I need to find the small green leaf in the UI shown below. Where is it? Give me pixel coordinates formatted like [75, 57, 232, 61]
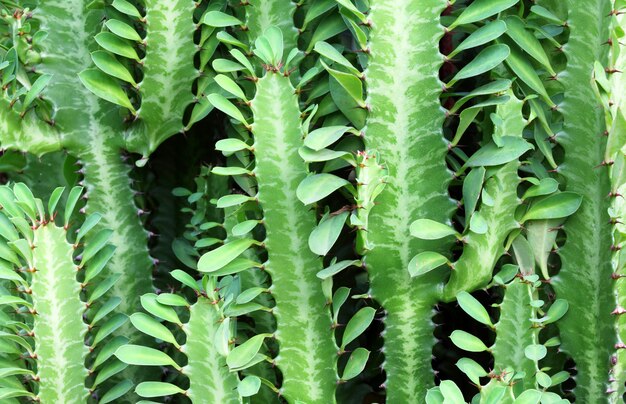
[81, 229, 113, 264]
[410, 219, 459, 240]
[309, 211, 348, 255]
[449, 0, 519, 29]
[505, 47, 553, 106]
[76, 213, 102, 243]
[214, 74, 247, 101]
[314, 42, 360, 76]
[522, 192, 582, 221]
[306, 14, 347, 52]
[79, 69, 136, 113]
[91, 51, 137, 86]
[526, 219, 559, 279]
[95, 32, 139, 61]
[408, 251, 449, 277]
[106, 19, 142, 42]
[216, 138, 250, 153]
[207, 93, 248, 126]
[212, 58, 245, 73]
[46, 187, 65, 218]
[505, 16, 554, 75]
[304, 125, 353, 151]
[198, 239, 256, 273]
[22, 74, 52, 112]
[530, 6, 564, 25]
[439, 380, 465, 402]
[321, 61, 365, 108]
[237, 376, 261, 397]
[540, 299, 568, 324]
[524, 344, 547, 361]
[450, 330, 488, 352]
[341, 307, 376, 348]
[227, 334, 268, 369]
[84, 245, 116, 282]
[202, 11, 242, 27]
[130, 313, 179, 347]
[341, 347, 370, 380]
[449, 20, 507, 58]
[316, 259, 361, 280]
[89, 274, 121, 304]
[156, 293, 189, 307]
[115, 345, 181, 370]
[140, 294, 181, 325]
[232, 220, 259, 236]
[91, 313, 128, 348]
[463, 167, 486, 224]
[135, 382, 185, 398]
[212, 166, 250, 177]
[297, 174, 350, 205]
[171, 269, 199, 291]
[111, 0, 141, 18]
[63, 186, 84, 227]
[523, 178, 559, 199]
[90, 297, 122, 326]
[457, 291, 492, 326]
[236, 287, 265, 304]
[466, 137, 533, 167]
[456, 358, 487, 385]
[536, 371, 552, 388]
[216, 194, 253, 208]
[99, 380, 134, 404]
[469, 211, 488, 234]
[449, 45, 510, 86]
[91, 336, 129, 371]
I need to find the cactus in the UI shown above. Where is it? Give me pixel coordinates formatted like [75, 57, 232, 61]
[2, 0, 626, 402]
[0, 184, 129, 402]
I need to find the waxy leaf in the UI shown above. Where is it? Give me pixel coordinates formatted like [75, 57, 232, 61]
[449, 45, 510, 86]
[457, 291, 493, 326]
[135, 382, 184, 398]
[304, 126, 353, 151]
[439, 380, 465, 402]
[524, 344, 547, 361]
[522, 192, 582, 221]
[526, 219, 559, 279]
[214, 74, 247, 101]
[198, 239, 256, 273]
[463, 167, 486, 224]
[321, 61, 365, 108]
[100, 380, 133, 404]
[115, 345, 181, 370]
[79, 69, 135, 113]
[297, 174, 350, 205]
[505, 16, 555, 75]
[408, 252, 449, 277]
[469, 211, 488, 234]
[95, 33, 139, 61]
[410, 219, 458, 240]
[449, 0, 519, 29]
[341, 347, 370, 380]
[238, 376, 261, 397]
[456, 358, 487, 385]
[317, 259, 361, 280]
[140, 294, 181, 325]
[314, 41, 360, 76]
[106, 19, 142, 42]
[216, 194, 253, 208]
[207, 93, 248, 126]
[505, 48, 553, 106]
[91, 51, 136, 86]
[22, 74, 52, 112]
[466, 137, 533, 167]
[111, 0, 141, 18]
[540, 299, 568, 324]
[523, 178, 559, 199]
[216, 138, 250, 153]
[202, 11, 242, 27]
[342, 307, 376, 348]
[130, 313, 179, 347]
[156, 293, 189, 307]
[227, 334, 268, 369]
[449, 20, 507, 58]
[171, 269, 199, 291]
[450, 330, 488, 352]
[309, 211, 349, 255]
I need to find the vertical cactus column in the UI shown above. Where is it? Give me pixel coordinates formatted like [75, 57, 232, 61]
[360, 0, 454, 399]
[0, 0, 207, 322]
[551, 1, 615, 401]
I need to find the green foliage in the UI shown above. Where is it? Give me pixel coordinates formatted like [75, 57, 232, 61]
[1, 0, 626, 403]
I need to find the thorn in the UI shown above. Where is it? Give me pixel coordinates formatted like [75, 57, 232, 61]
[611, 306, 626, 315]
